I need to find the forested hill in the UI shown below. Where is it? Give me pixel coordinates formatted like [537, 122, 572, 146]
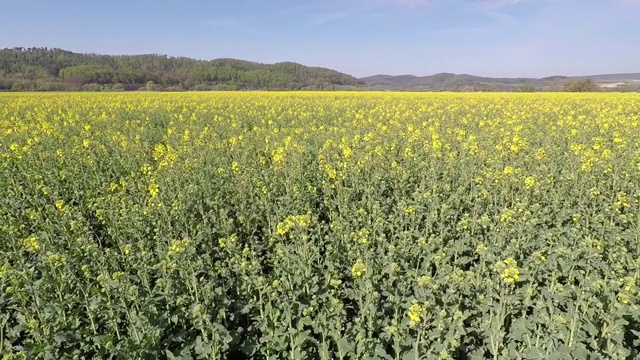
[0, 47, 363, 91]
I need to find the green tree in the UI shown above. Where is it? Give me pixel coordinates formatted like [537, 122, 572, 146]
[563, 78, 599, 92]
[519, 84, 536, 92]
[0, 47, 363, 91]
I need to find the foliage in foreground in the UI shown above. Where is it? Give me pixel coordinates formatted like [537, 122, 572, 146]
[1, 92, 640, 359]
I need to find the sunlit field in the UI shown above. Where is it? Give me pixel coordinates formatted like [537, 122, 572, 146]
[1, 92, 639, 359]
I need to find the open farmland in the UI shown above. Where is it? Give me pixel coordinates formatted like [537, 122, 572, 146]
[1, 92, 640, 359]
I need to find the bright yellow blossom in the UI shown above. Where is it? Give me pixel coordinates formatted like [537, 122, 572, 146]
[351, 259, 367, 278]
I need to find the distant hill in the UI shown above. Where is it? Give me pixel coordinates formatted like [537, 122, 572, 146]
[360, 72, 640, 91]
[0, 47, 363, 91]
[1, 47, 638, 92]
[574, 73, 640, 82]
[360, 72, 540, 90]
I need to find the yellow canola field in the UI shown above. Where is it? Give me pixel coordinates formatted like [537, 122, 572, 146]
[1, 92, 639, 359]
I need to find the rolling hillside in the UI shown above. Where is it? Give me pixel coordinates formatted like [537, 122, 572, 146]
[360, 72, 640, 91]
[0, 47, 363, 91]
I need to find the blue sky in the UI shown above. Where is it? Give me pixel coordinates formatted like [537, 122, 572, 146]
[1, 0, 639, 77]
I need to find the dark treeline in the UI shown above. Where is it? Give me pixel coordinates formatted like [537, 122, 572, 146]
[0, 47, 364, 91]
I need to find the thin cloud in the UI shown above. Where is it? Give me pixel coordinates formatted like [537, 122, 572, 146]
[201, 17, 241, 29]
[273, 3, 387, 26]
[311, 12, 351, 25]
[383, 0, 434, 6]
[467, 0, 532, 10]
[483, 9, 520, 27]
[273, 5, 311, 17]
[348, 0, 440, 8]
[435, 26, 492, 34]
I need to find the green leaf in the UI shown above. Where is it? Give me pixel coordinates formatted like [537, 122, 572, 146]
[193, 335, 212, 357]
[402, 350, 419, 360]
[524, 346, 545, 359]
[53, 332, 68, 344]
[374, 343, 393, 360]
[165, 349, 178, 360]
[337, 337, 355, 355]
[570, 343, 590, 359]
[582, 318, 599, 336]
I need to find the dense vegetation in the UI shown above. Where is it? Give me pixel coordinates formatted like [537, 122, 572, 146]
[1, 92, 639, 359]
[4, 47, 639, 93]
[0, 47, 363, 91]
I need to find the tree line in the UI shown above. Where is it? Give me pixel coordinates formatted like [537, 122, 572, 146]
[0, 47, 363, 91]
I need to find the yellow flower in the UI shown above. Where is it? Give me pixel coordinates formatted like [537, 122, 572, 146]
[418, 275, 432, 288]
[54, 199, 65, 211]
[271, 279, 282, 290]
[47, 253, 66, 266]
[499, 208, 515, 223]
[302, 306, 315, 317]
[532, 251, 547, 264]
[148, 182, 159, 198]
[152, 143, 165, 161]
[403, 206, 416, 215]
[324, 164, 337, 180]
[475, 243, 488, 256]
[615, 192, 630, 213]
[168, 239, 188, 256]
[276, 222, 289, 236]
[140, 164, 153, 176]
[275, 214, 312, 236]
[272, 147, 285, 163]
[408, 302, 425, 326]
[111, 272, 125, 281]
[294, 214, 312, 228]
[503, 258, 517, 268]
[351, 259, 367, 278]
[22, 236, 40, 252]
[524, 176, 537, 188]
[218, 234, 237, 248]
[385, 325, 397, 335]
[403, 147, 414, 158]
[351, 228, 370, 245]
[494, 258, 521, 286]
[501, 267, 521, 285]
[617, 292, 631, 305]
[121, 244, 131, 255]
[503, 166, 515, 176]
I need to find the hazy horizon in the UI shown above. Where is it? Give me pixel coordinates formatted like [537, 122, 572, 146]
[2, 0, 640, 78]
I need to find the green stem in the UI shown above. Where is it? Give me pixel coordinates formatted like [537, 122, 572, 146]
[414, 328, 422, 360]
[0, 314, 6, 355]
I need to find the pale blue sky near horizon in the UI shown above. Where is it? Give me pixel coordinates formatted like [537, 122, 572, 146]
[1, 0, 639, 78]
